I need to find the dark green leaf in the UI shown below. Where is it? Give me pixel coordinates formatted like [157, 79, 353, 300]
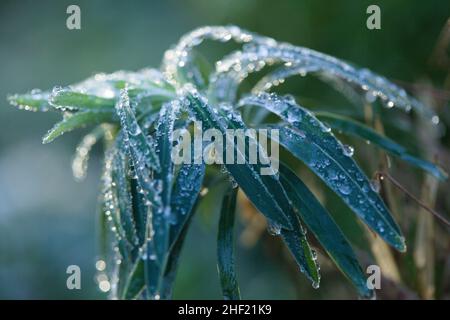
[50, 88, 115, 111]
[115, 89, 160, 172]
[160, 210, 195, 299]
[217, 187, 241, 300]
[240, 93, 405, 251]
[152, 101, 181, 264]
[112, 151, 139, 248]
[176, 50, 213, 89]
[315, 112, 447, 180]
[187, 93, 293, 230]
[43, 111, 114, 144]
[280, 214, 320, 285]
[144, 240, 162, 299]
[122, 259, 145, 299]
[272, 124, 405, 251]
[169, 162, 205, 249]
[279, 164, 372, 298]
[7, 90, 51, 112]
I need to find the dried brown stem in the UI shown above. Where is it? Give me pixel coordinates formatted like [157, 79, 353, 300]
[374, 171, 450, 228]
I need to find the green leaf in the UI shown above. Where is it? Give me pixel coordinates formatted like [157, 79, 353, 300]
[155, 102, 180, 206]
[115, 91, 166, 300]
[280, 213, 321, 286]
[152, 101, 181, 264]
[159, 153, 206, 300]
[100, 151, 134, 299]
[169, 162, 205, 250]
[7, 90, 51, 112]
[143, 240, 162, 299]
[315, 112, 447, 180]
[274, 124, 405, 251]
[130, 177, 149, 247]
[127, 177, 164, 298]
[128, 86, 176, 114]
[112, 151, 139, 249]
[187, 93, 293, 230]
[279, 164, 372, 298]
[105, 152, 132, 258]
[240, 93, 405, 251]
[115, 91, 162, 228]
[72, 126, 107, 181]
[160, 209, 195, 299]
[115, 89, 160, 172]
[97, 188, 110, 266]
[176, 49, 213, 90]
[122, 259, 145, 300]
[49, 88, 115, 111]
[217, 187, 241, 300]
[42, 111, 114, 144]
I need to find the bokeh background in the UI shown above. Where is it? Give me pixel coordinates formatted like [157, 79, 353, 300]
[0, 0, 449, 299]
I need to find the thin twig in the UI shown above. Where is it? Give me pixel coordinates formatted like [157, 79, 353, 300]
[374, 171, 450, 228]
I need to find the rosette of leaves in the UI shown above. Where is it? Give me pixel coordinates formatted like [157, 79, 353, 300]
[8, 26, 447, 300]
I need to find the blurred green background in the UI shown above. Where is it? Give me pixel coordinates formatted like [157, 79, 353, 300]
[0, 0, 449, 299]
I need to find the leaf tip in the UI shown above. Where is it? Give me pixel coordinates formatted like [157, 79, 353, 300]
[396, 237, 407, 253]
[42, 130, 56, 144]
[42, 136, 52, 144]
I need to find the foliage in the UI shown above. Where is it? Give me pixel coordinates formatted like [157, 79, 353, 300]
[8, 26, 447, 299]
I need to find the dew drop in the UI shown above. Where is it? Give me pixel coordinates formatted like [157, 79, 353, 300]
[362, 183, 370, 193]
[320, 122, 331, 133]
[377, 220, 385, 234]
[370, 179, 381, 193]
[95, 260, 106, 271]
[338, 183, 352, 195]
[267, 220, 281, 236]
[99, 280, 111, 292]
[365, 91, 377, 103]
[342, 144, 354, 157]
[431, 115, 440, 125]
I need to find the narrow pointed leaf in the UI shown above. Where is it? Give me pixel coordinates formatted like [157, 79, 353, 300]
[114, 102, 165, 298]
[50, 88, 115, 111]
[115, 88, 160, 172]
[152, 101, 181, 264]
[176, 50, 213, 89]
[127, 178, 165, 296]
[116, 90, 162, 218]
[315, 112, 447, 180]
[7, 90, 51, 112]
[160, 209, 195, 299]
[217, 187, 241, 300]
[112, 151, 139, 247]
[122, 259, 145, 299]
[280, 212, 320, 285]
[274, 124, 405, 251]
[144, 240, 162, 299]
[130, 178, 149, 247]
[210, 33, 436, 119]
[169, 162, 205, 249]
[187, 93, 292, 230]
[72, 126, 106, 181]
[280, 164, 372, 298]
[240, 93, 405, 251]
[43, 111, 113, 144]
[128, 86, 176, 114]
